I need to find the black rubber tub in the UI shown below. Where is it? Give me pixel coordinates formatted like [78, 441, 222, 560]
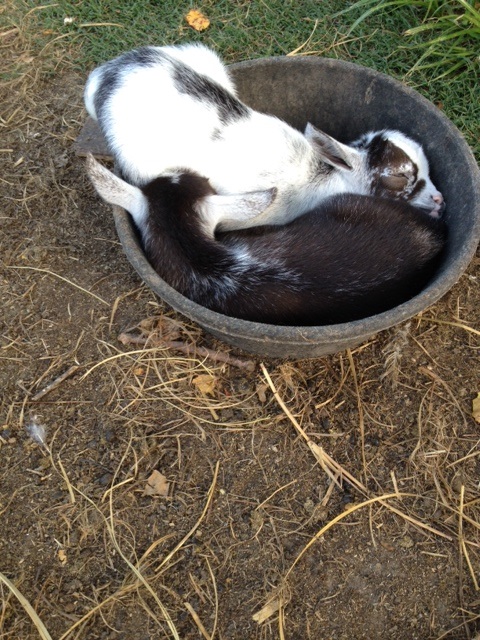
[110, 56, 480, 358]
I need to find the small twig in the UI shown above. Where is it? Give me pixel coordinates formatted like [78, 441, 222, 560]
[31, 365, 79, 402]
[118, 332, 255, 371]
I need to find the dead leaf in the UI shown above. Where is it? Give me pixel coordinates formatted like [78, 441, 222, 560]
[185, 9, 210, 31]
[144, 470, 170, 497]
[398, 535, 414, 549]
[473, 393, 480, 423]
[192, 374, 216, 397]
[256, 383, 268, 403]
[58, 549, 67, 565]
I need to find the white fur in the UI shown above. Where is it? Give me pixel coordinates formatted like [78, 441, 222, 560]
[197, 188, 277, 237]
[85, 155, 148, 227]
[84, 43, 236, 121]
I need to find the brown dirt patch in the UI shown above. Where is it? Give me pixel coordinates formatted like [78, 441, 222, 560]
[1, 28, 479, 640]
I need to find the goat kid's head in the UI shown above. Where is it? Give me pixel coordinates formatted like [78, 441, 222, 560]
[351, 130, 445, 217]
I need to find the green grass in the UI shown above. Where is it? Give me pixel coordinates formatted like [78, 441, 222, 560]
[337, 0, 480, 79]
[3, 0, 479, 155]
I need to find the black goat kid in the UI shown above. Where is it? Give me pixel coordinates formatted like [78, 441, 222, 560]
[87, 154, 446, 326]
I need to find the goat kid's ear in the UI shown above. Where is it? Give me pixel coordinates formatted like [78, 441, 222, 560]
[200, 188, 277, 233]
[304, 123, 358, 171]
[85, 154, 148, 225]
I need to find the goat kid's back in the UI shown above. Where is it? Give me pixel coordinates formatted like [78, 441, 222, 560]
[84, 45, 379, 229]
[87, 156, 446, 326]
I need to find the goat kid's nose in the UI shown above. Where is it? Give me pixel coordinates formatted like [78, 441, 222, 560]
[431, 193, 446, 217]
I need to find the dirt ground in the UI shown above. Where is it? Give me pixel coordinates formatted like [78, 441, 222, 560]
[1, 36, 480, 640]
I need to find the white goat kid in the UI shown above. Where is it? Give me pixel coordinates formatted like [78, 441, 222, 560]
[84, 44, 444, 229]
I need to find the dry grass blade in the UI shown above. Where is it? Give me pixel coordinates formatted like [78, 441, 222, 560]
[313, 444, 368, 494]
[419, 366, 467, 428]
[285, 493, 402, 579]
[278, 592, 286, 640]
[459, 485, 480, 591]
[9, 266, 109, 306]
[156, 461, 220, 573]
[260, 363, 310, 441]
[205, 557, 218, 639]
[78, 22, 123, 28]
[252, 598, 281, 624]
[184, 602, 211, 640]
[254, 494, 403, 624]
[260, 362, 367, 495]
[420, 317, 480, 337]
[80, 347, 177, 379]
[255, 479, 298, 510]
[379, 501, 453, 541]
[55, 455, 75, 504]
[0, 572, 53, 640]
[287, 18, 319, 55]
[346, 349, 366, 480]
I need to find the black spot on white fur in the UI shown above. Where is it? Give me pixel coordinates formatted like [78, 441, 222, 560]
[172, 65, 249, 125]
[93, 47, 162, 128]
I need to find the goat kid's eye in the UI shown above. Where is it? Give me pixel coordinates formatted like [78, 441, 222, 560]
[379, 174, 409, 191]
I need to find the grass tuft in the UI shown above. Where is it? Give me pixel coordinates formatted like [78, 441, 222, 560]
[336, 0, 480, 80]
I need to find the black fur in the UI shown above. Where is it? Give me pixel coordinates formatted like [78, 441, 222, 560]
[138, 173, 447, 326]
[172, 64, 249, 125]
